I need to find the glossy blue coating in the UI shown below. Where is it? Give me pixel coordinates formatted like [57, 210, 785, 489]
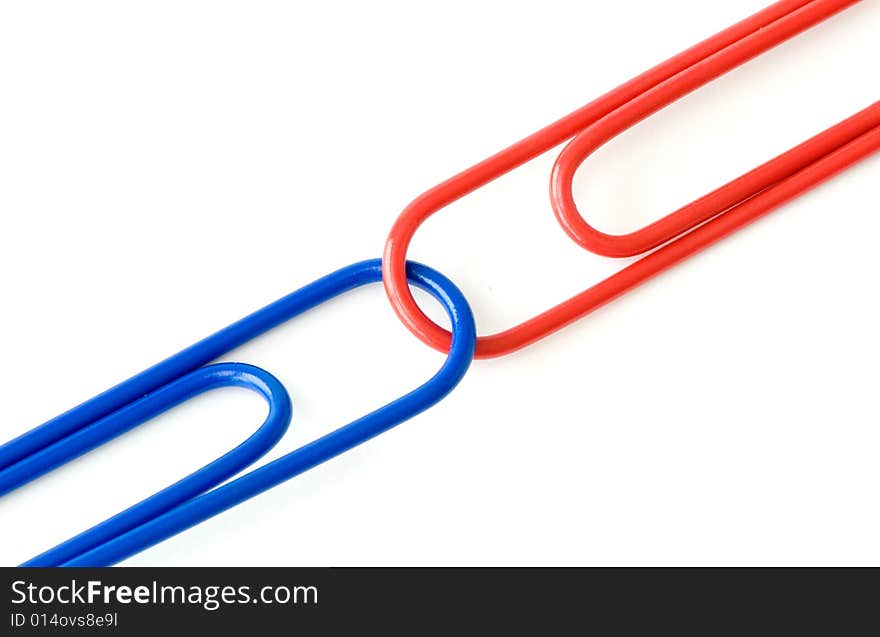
[0, 259, 476, 567]
[3, 363, 293, 566]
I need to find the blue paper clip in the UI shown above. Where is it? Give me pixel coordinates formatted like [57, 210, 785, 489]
[0, 259, 476, 566]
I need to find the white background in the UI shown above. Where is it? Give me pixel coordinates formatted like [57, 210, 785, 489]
[1, 1, 878, 566]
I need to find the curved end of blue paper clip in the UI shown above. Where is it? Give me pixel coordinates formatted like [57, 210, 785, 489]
[4, 258, 475, 567]
[18, 362, 293, 567]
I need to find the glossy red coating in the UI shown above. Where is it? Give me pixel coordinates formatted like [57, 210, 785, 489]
[383, 0, 880, 358]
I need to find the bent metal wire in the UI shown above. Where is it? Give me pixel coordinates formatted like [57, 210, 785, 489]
[3, 0, 878, 567]
[0, 260, 476, 566]
[383, 0, 880, 358]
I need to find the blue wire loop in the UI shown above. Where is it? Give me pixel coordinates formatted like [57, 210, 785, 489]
[0, 259, 476, 566]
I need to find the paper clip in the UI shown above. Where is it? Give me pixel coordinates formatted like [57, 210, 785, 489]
[3, 0, 878, 568]
[383, 0, 880, 357]
[0, 260, 475, 566]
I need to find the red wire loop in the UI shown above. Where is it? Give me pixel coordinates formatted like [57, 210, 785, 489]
[383, 0, 880, 358]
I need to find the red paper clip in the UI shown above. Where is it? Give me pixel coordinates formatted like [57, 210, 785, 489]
[383, 0, 880, 358]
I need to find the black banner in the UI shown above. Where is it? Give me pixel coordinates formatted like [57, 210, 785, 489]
[2, 568, 877, 634]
